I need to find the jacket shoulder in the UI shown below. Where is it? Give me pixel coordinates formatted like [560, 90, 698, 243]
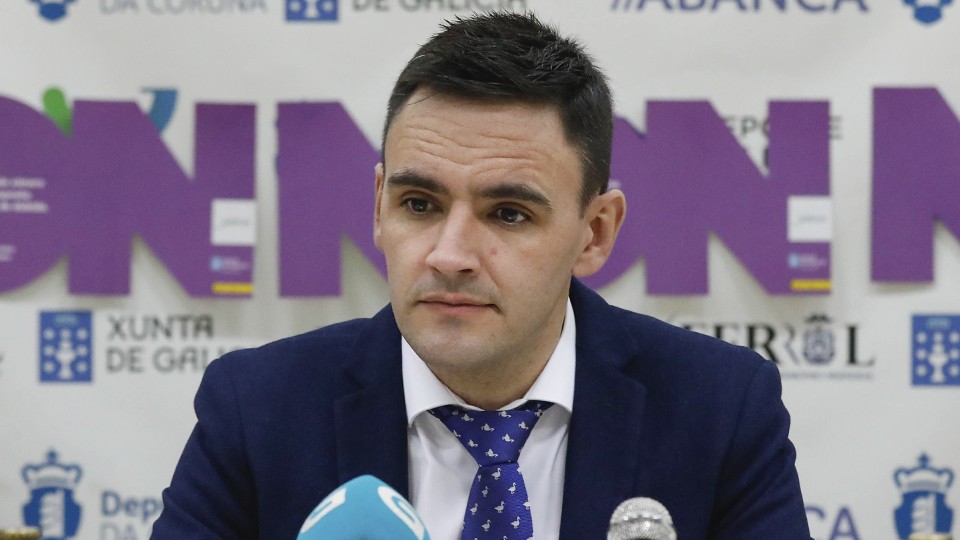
[201, 315, 382, 397]
[604, 302, 769, 375]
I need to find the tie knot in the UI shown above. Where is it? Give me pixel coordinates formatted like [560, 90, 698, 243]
[430, 401, 552, 467]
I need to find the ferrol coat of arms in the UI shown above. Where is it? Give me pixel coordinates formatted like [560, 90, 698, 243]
[802, 314, 835, 365]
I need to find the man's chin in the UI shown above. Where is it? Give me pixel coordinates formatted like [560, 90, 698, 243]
[406, 334, 493, 368]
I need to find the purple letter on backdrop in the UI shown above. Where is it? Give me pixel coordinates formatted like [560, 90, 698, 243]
[277, 103, 385, 296]
[0, 96, 72, 291]
[588, 100, 831, 295]
[0, 97, 255, 297]
[872, 87, 960, 282]
[69, 101, 255, 296]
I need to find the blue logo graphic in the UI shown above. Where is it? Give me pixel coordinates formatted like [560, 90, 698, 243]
[904, 0, 954, 24]
[788, 252, 828, 271]
[39, 311, 93, 383]
[913, 315, 960, 386]
[894, 454, 954, 539]
[286, 0, 338, 21]
[22, 450, 84, 539]
[144, 88, 178, 133]
[29, 0, 77, 22]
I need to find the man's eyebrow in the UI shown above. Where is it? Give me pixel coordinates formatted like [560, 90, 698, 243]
[385, 171, 449, 196]
[477, 183, 554, 213]
[385, 171, 554, 213]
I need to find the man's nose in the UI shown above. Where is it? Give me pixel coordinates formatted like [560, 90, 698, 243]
[424, 206, 482, 275]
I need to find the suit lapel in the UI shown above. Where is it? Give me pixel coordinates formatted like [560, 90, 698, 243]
[559, 281, 648, 539]
[333, 307, 411, 497]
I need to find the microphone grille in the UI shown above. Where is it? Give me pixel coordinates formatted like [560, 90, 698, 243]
[607, 497, 677, 540]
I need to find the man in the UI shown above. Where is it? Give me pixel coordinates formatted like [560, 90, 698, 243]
[152, 11, 810, 539]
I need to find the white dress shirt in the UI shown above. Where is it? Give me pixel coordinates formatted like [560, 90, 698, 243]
[403, 300, 576, 540]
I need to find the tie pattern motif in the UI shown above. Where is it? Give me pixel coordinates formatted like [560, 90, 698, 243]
[430, 401, 552, 540]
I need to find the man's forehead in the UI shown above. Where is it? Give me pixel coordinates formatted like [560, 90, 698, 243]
[386, 98, 570, 162]
[399, 86, 557, 114]
[386, 89, 562, 143]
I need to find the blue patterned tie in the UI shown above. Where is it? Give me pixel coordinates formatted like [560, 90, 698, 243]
[430, 401, 552, 540]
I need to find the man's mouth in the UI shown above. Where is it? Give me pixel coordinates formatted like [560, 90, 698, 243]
[418, 294, 496, 314]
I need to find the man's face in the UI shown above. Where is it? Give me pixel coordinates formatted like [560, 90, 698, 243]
[374, 90, 597, 386]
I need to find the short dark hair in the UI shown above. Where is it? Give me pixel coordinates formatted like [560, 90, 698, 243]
[382, 11, 613, 210]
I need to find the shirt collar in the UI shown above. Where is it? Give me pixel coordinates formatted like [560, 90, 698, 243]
[402, 299, 576, 426]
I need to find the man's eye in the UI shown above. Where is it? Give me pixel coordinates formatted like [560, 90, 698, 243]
[404, 198, 431, 214]
[496, 208, 528, 225]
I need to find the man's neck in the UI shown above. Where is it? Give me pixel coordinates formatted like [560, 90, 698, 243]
[435, 358, 547, 410]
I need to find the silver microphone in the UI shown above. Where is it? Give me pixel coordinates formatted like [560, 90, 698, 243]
[607, 497, 677, 540]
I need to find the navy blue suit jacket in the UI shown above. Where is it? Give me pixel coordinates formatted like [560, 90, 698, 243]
[153, 281, 810, 539]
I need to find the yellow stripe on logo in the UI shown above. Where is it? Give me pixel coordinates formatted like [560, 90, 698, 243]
[790, 279, 831, 291]
[212, 282, 254, 295]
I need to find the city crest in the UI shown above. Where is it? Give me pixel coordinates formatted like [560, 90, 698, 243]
[802, 314, 836, 365]
[21, 450, 84, 540]
[894, 454, 954, 539]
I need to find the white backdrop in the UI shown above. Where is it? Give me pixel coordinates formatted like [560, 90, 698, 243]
[1, 1, 959, 539]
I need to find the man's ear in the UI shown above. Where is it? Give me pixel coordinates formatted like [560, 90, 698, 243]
[573, 189, 627, 278]
[373, 163, 385, 252]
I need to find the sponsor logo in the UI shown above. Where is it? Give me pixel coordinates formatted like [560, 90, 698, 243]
[100, 490, 164, 538]
[29, 0, 77, 21]
[22, 450, 84, 540]
[677, 312, 874, 379]
[286, 0, 338, 21]
[32, 310, 250, 379]
[211, 255, 252, 275]
[105, 313, 242, 374]
[610, 0, 868, 14]
[99, 0, 267, 16]
[894, 454, 955, 539]
[904, 0, 953, 24]
[347, 0, 526, 15]
[788, 251, 829, 272]
[802, 314, 835, 365]
[806, 505, 862, 540]
[912, 315, 960, 386]
[39, 311, 93, 383]
[17, 450, 164, 537]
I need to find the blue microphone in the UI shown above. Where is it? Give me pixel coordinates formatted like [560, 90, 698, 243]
[297, 475, 431, 540]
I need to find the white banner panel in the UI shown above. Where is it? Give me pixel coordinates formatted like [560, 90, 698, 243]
[1, 1, 959, 539]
